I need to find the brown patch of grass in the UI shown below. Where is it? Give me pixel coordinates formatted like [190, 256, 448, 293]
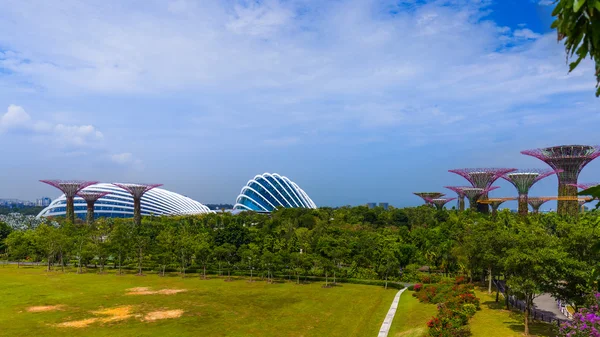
[144, 310, 184, 322]
[125, 287, 150, 292]
[92, 305, 134, 322]
[56, 318, 98, 328]
[26, 305, 65, 313]
[126, 287, 187, 296]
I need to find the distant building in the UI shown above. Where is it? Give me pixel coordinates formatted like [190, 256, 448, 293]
[367, 203, 377, 209]
[379, 202, 389, 210]
[36, 197, 52, 207]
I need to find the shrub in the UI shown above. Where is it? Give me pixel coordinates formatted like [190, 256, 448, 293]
[414, 283, 423, 292]
[414, 281, 479, 336]
[461, 304, 477, 318]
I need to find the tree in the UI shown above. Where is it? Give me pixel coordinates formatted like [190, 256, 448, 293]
[108, 220, 133, 275]
[91, 219, 111, 274]
[33, 223, 61, 272]
[551, 0, 600, 96]
[377, 241, 401, 289]
[4, 230, 33, 267]
[72, 224, 93, 273]
[504, 221, 566, 336]
[175, 223, 195, 277]
[155, 225, 176, 277]
[239, 243, 259, 282]
[194, 233, 213, 279]
[0, 221, 12, 256]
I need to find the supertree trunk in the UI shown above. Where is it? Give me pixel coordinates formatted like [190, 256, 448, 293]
[86, 201, 95, 225]
[66, 196, 75, 224]
[558, 183, 579, 216]
[469, 198, 478, 211]
[518, 193, 528, 215]
[458, 197, 465, 211]
[477, 199, 489, 213]
[134, 197, 142, 227]
[532, 206, 541, 214]
[491, 206, 498, 218]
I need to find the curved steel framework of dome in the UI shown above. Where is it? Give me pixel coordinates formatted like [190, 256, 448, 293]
[38, 183, 213, 219]
[234, 173, 317, 212]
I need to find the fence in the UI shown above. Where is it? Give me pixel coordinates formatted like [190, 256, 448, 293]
[493, 280, 569, 327]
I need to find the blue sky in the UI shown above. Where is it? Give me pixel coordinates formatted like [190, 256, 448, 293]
[0, 0, 599, 211]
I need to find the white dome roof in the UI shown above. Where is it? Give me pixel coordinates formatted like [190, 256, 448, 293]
[234, 173, 316, 212]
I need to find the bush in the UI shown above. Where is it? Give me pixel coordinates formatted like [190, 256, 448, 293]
[414, 281, 479, 336]
[414, 283, 423, 292]
[461, 304, 477, 318]
[400, 264, 420, 282]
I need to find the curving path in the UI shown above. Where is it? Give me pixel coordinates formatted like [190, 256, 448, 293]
[377, 287, 407, 337]
[533, 293, 569, 321]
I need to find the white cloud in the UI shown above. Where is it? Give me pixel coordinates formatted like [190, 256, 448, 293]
[0, 104, 31, 130]
[110, 152, 143, 169]
[514, 28, 542, 40]
[0, 105, 104, 146]
[110, 152, 133, 164]
[53, 124, 103, 146]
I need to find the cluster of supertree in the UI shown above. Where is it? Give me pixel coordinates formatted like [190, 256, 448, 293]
[39, 180, 162, 226]
[413, 144, 600, 216]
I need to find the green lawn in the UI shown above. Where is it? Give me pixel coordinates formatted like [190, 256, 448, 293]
[470, 290, 557, 337]
[388, 291, 437, 337]
[0, 265, 397, 337]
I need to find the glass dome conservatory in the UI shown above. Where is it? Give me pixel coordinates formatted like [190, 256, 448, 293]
[234, 173, 316, 212]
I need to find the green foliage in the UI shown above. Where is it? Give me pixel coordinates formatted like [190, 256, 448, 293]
[551, 0, 600, 96]
[579, 186, 600, 209]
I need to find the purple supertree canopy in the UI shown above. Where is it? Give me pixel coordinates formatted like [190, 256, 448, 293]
[527, 197, 553, 209]
[426, 197, 457, 207]
[444, 186, 467, 198]
[521, 145, 600, 184]
[112, 183, 163, 198]
[568, 182, 600, 190]
[40, 180, 98, 197]
[461, 186, 500, 200]
[449, 168, 517, 189]
[413, 192, 445, 203]
[77, 191, 110, 202]
[502, 169, 561, 195]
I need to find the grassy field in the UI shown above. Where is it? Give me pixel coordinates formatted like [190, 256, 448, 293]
[387, 291, 437, 337]
[470, 290, 557, 337]
[0, 265, 397, 337]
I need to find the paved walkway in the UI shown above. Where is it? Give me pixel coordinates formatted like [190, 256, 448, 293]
[533, 293, 569, 321]
[378, 287, 407, 337]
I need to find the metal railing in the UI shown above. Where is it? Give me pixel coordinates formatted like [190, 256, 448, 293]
[493, 280, 569, 327]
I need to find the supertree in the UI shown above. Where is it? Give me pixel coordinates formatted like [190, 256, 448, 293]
[458, 186, 500, 211]
[527, 197, 553, 214]
[413, 192, 445, 205]
[425, 197, 457, 211]
[478, 197, 515, 217]
[77, 191, 110, 225]
[112, 183, 162, 226]
[448, 168, 516, 213]
[40, 180, 98, 223]
[445, 186, 467, 211]
[521, 145, 600, 216]
[502, 169, 561, 215]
